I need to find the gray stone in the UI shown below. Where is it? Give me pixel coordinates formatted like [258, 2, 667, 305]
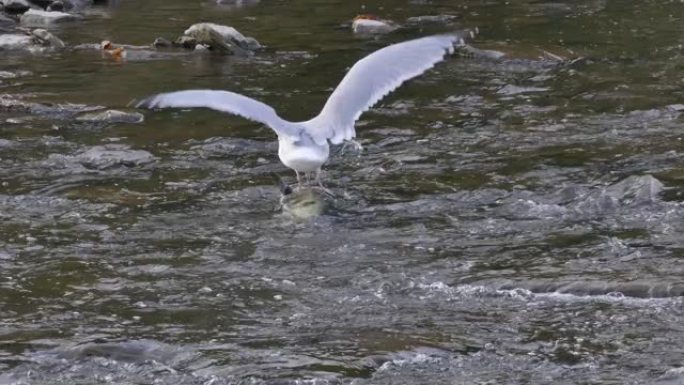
[152, 36, 171, 48]
[20, 9, 79, 26]
[182, 22, 260, 53]
[46, 0, 62, 10]
[31, 28, 64, 48]
[405, 14, 458, 25]
[76, 145, 155, 169]
[2, 0, 31, 14]
[75, 109, 144, 124]
[0, 12, 17, 30]
[62, 0, 91, 11]
[27, 0, 54, 8]
[173, 35, 196, 49]
[0, 33, 33, 50]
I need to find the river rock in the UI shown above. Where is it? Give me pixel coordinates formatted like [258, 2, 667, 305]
[405, 14, 458, 26]
[46, 0, 62, 11]
[31, 28, 64, 48]
[76, 145, 156, 169]
[75, 109, 144, 124]
[1, 0, 31, 14]
[0, 12, 17, 30]
[181, 22, 260, 52]
[351, 17, 399, 34]
[20, 9, 79, 26]
[0, 33, 33, 50]
[61, 0, 91, 11]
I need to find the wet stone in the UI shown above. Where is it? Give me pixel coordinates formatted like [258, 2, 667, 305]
[20, 9, 79, 26]
[0, 33, 33, 50]
[75, 145, 156, 169]
[75, 109, 144, 124]
[31, 28, 64, 48]
[1, 0, 30, 14]
[181, 22, 260, 53]
[405, 14, 458, 26]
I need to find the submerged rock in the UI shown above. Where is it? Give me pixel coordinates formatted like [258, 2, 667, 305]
[280, 187, 328, 219]
[604, 174, 664, 204]
[20, 9, 79, 26]
[45, 0, 63, 11]
[76, 145, 155, 169]
[62, 0, 92, 11]
[405, 14, 458, 26]
[180, 22, 260, 53]
[75, 109, 144, 124]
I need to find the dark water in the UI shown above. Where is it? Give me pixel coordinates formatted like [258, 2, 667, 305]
[1, 1, 684, 384]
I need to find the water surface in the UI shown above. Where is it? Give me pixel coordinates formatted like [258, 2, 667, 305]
[1, 1, 683, 384]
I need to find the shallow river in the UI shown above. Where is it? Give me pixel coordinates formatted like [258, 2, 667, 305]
[1, 1, 683, 384]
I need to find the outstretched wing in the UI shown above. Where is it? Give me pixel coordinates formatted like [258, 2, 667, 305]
[305, 33, 467, 145]
[134, 90, 301, 139]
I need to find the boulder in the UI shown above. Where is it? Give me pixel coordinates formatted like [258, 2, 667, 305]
[181, 22, 260, 53]
[31, 28, 64, 48]
[405, 14, 458, 26]
[20, 9, 79, 26]
[46, 0, 62, 11]
[27, 0, 54, 8]
[1, 0, 31, 14]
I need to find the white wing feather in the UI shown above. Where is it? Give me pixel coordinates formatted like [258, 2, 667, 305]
[135, 33, 469, 145]
[135, 90, 301, 139]
[305, 34, 465, 145]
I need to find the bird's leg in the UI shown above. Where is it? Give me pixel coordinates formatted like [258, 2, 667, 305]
[315, 168, 335, 197]
[295, 170, 303, 188]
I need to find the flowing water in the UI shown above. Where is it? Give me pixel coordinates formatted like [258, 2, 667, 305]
[1, 0, 683, 384]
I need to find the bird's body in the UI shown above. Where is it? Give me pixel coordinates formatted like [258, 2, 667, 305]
[135, 32, 473, 188]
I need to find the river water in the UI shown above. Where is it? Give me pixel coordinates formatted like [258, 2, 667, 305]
[1, 1, 683, 384]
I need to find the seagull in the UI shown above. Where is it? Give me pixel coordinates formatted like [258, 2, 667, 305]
[134, 32, 471, 189]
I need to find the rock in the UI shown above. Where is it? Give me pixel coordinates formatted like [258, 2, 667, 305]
[605, 175, 664, 204]
[497, 84, 549, 96]
[62, 0, 91, 11]
[76, 145, 155, 169]
[173, 35, 196, 49]
[0, 33, 33, 50]
[31, 28, 64, 48]
[405, 14, 458, 26]
[20, 9, 79, 26]
[1, 0, 31, 14]
[352, 15, 399, 34]
[75, 109, 144, 124]
[27, 0, 54, 8]
[0, 12, 17, 31]
[152, 36, 171, 48]
[182, 22, 260, 53]
[46, 0, 62, 10]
